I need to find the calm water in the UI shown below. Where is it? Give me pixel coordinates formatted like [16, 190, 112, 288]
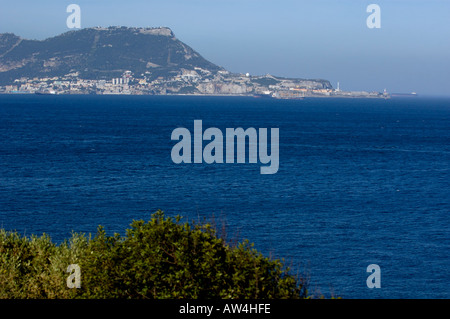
[0, 94, 449, 299]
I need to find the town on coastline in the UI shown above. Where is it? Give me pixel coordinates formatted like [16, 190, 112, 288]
[0, 70, 390, 99]
[0, 27, 391, 99]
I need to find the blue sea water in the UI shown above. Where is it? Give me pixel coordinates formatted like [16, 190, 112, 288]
[0, 94, 449, 299]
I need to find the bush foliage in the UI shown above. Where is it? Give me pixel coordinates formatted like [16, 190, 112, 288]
[0, 211, 308, 299]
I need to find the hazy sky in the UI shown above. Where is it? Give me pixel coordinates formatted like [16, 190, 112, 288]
[1, 0, 449, 95]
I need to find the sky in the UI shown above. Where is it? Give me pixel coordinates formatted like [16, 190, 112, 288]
[0, 0, 449, 96]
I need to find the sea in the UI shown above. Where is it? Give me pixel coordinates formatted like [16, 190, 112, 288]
[0, 94, 449, 299]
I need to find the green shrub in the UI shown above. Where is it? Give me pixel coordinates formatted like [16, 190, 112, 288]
[0, 211, 308, 299]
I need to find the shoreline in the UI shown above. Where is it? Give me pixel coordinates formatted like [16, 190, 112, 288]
[0, 92, 392, 99]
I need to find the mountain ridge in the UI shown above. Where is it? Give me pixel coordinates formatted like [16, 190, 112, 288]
[0, 26, 224, 84]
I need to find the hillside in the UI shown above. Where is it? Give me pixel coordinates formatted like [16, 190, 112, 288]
[0, 26, 223, 84]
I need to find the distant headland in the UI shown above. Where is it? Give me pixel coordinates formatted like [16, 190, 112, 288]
[0, 27, 389, 99]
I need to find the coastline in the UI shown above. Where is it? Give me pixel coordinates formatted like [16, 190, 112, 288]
[0, 91, 392, 99]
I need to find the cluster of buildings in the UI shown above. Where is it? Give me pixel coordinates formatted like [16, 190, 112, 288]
[0, 69, 389, 99]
